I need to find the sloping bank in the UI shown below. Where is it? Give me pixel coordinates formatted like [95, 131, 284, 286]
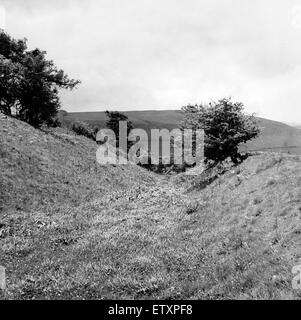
[0, 114, 300, 299]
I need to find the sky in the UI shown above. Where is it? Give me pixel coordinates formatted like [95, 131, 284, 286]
[1, 0, 301, 123]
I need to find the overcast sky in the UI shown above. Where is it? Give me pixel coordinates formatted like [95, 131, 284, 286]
[1, 0, 301, 122]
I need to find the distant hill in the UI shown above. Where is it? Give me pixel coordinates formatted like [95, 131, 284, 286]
[285, 122, 301, 129]
[241, 117, 301, 154]
[64, 110, 301, 154]
[64, 110, 183, 132]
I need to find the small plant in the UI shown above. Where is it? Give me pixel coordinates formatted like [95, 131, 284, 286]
[185, 201, 199, 214]
[253, 197, 262, 205]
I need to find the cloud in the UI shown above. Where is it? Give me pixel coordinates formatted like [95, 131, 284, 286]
[2, 0, 301, 122]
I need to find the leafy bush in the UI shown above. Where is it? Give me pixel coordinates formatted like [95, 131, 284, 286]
[71, 121, 96, 140]
[181, 98, 260, 164]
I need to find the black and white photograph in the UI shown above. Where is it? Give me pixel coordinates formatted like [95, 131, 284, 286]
[0, 0, 301, 306]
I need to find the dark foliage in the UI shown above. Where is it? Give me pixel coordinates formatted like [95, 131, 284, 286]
[181, 98, 260, 164]
[71, 121, 97, 140]
[0, 31, 80, 127]
[105, 110, 134, 151]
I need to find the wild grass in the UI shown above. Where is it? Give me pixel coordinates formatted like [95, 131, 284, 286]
[1, 113, 301, 300]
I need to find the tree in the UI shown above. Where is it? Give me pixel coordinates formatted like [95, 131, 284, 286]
[181, 98, 260, 164]
[105, 111, 133, 151]
[0, 55, 24, 115]
[0, 31, 80, 127]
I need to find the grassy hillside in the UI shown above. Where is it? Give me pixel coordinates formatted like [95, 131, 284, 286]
[64, 111, 301, 155]
[242, 118, 301, 154]
[1, 113, 301, 300]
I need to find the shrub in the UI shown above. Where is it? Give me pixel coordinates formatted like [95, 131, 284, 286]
[71, 121, 96, 140]
[181, 98, 260, 165]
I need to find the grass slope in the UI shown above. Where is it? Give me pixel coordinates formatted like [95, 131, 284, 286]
[0, 113, 155, 213]
[0, 114, 301, 300]
[65, 111, 301, 154]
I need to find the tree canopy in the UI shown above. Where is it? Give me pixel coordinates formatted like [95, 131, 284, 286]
[181, 98, 260, 164]
[0, 31, 80, 127]
[105, 111, 133, 150]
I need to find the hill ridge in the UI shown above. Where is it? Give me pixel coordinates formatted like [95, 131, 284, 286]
[64, 110, 301, 155]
